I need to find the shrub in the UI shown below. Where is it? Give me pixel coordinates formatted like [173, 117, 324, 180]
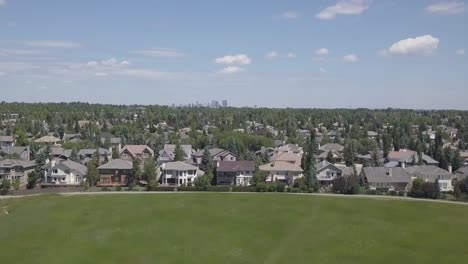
[389, 190, 397, 196]
[275, 182, 286, 192]
[288, 187, 302, 193]
[177, 186, 199, 192]
[255, 182, 268, 192]
[267, 183, 276, 192]
[376, 187, 389, 193]
[146, 181, 159, 191]
[155, 186, 176, 192]
[398, 191, 405, 196]
[366, 189, 379, 195]
[115, 186, 122, 191]
[101, 186, 110, 191]
[231, 186, 256, 192]
[206, 186, 231, 192]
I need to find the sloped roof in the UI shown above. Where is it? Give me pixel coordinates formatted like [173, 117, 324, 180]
[363, 167, 411, 183]
[38, 147, 71, 158]
[271, 152, 301, 163]
[405, 165, 452, 181]
[319, 143, 344, 152]
[120, 145, 154, 157]
[34, 135, 61, 143]
[47, 160, 87, 175]
[259, 161, 303, 172]
[317, 161, 342, 173]
[387, 150, 416, 162]
[0, 136, 15, 142]
[217, 161, 255, 172]
[78, 148, 110, 156]
[98, 159, 133, 170]
[0, 146, 29, 156]
[193, 148, 231, 158]
[0, 159, 35, 168]
[162, 161, 198, 171]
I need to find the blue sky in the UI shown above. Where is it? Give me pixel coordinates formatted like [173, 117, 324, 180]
[0, 0, 467, 109]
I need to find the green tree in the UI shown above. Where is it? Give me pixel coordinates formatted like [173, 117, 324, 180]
[112, 147, 119, 159]
[433, 179, 441, 199]
[303, 131, 318, 192]
[85, 160, 99, 186]
[26, 171, 39, 189]
[70, 147, 79, 162]
[174, 143, 184, 161]
[200, 146, 213, 172]
[0, 178, 11, 195]
[143, 158, 157, 182]
[409, 178, 425, 198]
[326, 151, 336, 164]
[128, 159, 141, 186]
[251, 170, 267, 186]
[12, 178, 20, 190]
[451, 150, 462, 172]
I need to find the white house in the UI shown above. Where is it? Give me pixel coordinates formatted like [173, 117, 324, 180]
[160, 161, 200, 186]
[44, 159, 87, 185]
[259, 161, 303, 186]
[216, 161, 255, 186]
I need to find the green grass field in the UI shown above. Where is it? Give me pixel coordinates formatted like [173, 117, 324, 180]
[1, 193, 467, 264]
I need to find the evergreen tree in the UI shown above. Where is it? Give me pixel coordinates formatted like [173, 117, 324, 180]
[326, 151, 335, 164]
[434, 179, 441, 199]
[451, 149, 462, 172]
[112, 147, 119, 159]
[128, 159, 142, 186]
[143, 158, 157, 182]
[303, 130, 318, 192]
[26, 171, 39, 189]
[85, 160, 99, 186]
[343, 141, 355, 167]
[70, 147, 79, 162]
[174, 143, 184, 161]
[200, 146, 213, 172]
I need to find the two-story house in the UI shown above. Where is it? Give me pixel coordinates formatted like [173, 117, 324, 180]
[160, 161, 199, 186]
[43, 159, 87, 185]
[0, 136, 15, 148]
[158, 144, 193, 164]
[216, 161, 255, 186]
[405, 165, 454, 192]
[97, 159, 133, 186]
[259, 161, 303, 186]
[316, 161, 343, 187]
[361, 167, 411, 191]
[192, 148, 236, 165]
[0, 159, 36, 186]
[0, 146, 30, 160]
[78, 148, 112, 165]
[119, 145, 154, 163]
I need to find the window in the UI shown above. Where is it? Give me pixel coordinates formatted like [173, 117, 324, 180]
[53, 170, 58, 174]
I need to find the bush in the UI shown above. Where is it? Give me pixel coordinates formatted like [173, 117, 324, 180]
[267, 183, 276, 192]
[255, 182, 268, 192]
[398, 191, 405, 196]
[206, 186, 231, 192]
[146, 181, 159, 191]
[389, 190, 397, 196]
[177, 186, 200, 192]
[101, 186, 110, 191]
[275, 182, 286, 192]
[376, 187, 389, 193]
[288, 187, 302, 193]
[232, 186, 256, 192]
[115, 186, 122, 191]
[366, 189, 380, 195]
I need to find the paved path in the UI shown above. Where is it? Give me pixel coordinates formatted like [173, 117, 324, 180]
[2, 191, 468, 206]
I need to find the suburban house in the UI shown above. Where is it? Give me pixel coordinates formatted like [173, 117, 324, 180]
[319, 143, 344, 153]
[318, 150, 344, 163]
[0, 159, 36, 185]
[276, 144, 303, 155]
[119, 145, 154, 163]
[405, 165, 454, 192]
[38, 147, 72, 160]
[62, 133, 83, 142]
[34, 135, 61, 145]
[158, 144, 193, 164]
[255, 146, 276, 159]
[361, 167, 411, 191]
[367, 131, 378, 140]
[0, 146, 30, 160]
[216, 160, 255, 186]
[78, 148, 111, 165]
[160, 161, 199, 186]
[270, 152, 302, 166]
[97, 159, 133, 186]
[43, 159, 87, 185]
[0, 136, 15, 148]
[386, 149, 439, 167]
[316, 161, 343, 187]
[460, 151, 468, 166]
[259, 161, 303, 185]
[192, 148, 236, 165]
[100, 133, 122, 151]
[455, 167, 468, 180]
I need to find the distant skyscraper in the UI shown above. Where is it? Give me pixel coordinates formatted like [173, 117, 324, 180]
[222, 100, 228, 108]
[211, 100, 219, 108]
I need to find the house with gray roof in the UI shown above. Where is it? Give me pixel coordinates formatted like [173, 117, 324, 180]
[216, 160, 255, 186]
[0, 159, 36, 186]
[160, 161, 199, 186]
[0, 146, 30, 161]
[361, 167, 411, 191]
[43, 159, 87, 186]
[0, 136, 15, 148]
[192, 148, 236, 165]
[78, 148, 111, 165]
[158, 144, 193, 164]
[97, 159, 133, 186]
[38, 147, 72, 160]
[319, 143, 344, 153]
[405, 165, 453, 191]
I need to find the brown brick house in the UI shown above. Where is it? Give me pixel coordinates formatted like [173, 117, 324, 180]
[97, 159, 132, 186]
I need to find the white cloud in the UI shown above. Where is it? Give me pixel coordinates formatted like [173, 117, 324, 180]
[131, 47, 186, 58]
[217, 66, 245, 74]
[85, 58, 130, 68]
[425, 2, 464, 14]
[0, 49, 43, 57]
[387, 35, 439, 56]
[18, 40, 82, 49]
[281, 11, 300, 19]
[265, 51, 296, 59]
[215, 54, 251, 65]
[266, 51, 279, 59]
[343, 54, 359, 62]
[316, 0, 371, 20]
[36, 85, 49, 91]
[319, 67, 327, 73]
[316, 48, 330, 56]
[0, 0, 6, 6]
[95, 72, 108, 77]
[457, 48, 465, 55]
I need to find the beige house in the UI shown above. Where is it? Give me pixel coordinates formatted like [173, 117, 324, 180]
[34, 135, 61, 145]
[259, 161, 303, 186]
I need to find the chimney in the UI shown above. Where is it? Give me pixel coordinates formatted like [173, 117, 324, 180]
[448, 164, 452, 173]
[216, 161, 220, 168]
[45, 158, 50, 165]
[51, 159, 56, 167]
[386, 168, 392, 177]
[401, 162, 406, 169]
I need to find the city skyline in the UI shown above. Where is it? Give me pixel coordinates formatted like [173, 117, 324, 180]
[0, 0, 467, 109]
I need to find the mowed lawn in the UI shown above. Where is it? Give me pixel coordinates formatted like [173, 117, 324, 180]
[1, 193, 468, 264]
